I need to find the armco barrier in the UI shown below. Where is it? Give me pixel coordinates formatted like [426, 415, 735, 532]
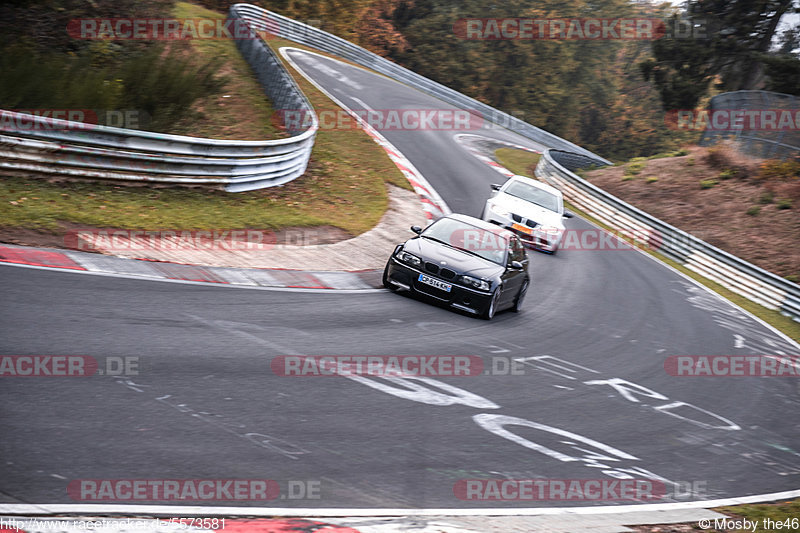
[535, 150, 800, 322]
[699, 90, 800, 160]
[0, 8, 317, 193]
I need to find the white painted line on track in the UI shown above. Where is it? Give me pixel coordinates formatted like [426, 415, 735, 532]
[298, 53, 364, 90]
[350, 97, 373, 111]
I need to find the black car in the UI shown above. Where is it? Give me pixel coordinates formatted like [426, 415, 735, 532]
[383, 213, 530, 319]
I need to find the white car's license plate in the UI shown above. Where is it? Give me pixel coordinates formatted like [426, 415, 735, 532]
[511, 222, 533, 235]
[418, 274, 452, 292]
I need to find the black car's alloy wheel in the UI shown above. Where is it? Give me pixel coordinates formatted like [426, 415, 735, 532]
[482, 287, 501, 320]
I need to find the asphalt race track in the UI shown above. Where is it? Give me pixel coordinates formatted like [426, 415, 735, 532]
[1, 49, 799, 510]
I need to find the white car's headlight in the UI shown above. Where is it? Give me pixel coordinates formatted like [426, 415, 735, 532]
[396, 250, 422, 267]
[461, 275, 490, 291]
[489, 202, 510, 217]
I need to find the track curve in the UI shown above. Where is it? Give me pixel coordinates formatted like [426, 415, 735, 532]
[1, 48, 798, 512]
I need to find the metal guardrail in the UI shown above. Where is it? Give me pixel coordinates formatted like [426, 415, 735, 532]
[536, 150, 800, 322]
[700, 90, 800, 160]
[0, 8, 318, 193]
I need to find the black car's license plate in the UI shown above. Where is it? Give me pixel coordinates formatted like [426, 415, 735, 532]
[418, 274, 452, 292]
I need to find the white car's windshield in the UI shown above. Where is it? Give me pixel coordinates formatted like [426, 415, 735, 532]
[422, 218, 508, 265]
[504, 181, 560, 212]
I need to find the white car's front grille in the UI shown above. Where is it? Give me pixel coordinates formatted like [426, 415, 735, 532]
[510, 213, 539, 228]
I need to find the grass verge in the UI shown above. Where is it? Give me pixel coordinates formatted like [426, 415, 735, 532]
[498, 148, 800, 344]
[168, 2, 279, 140]
[495, 148, 541, 176]
[711, 499, 800, 532]
[0, 174, 378, 235]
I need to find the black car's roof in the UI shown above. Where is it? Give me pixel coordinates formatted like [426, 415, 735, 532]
[437, 213, 516, 239]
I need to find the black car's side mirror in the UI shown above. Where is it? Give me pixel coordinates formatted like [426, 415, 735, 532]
[510, 260, 524, 270]
[490, 183, 501, 191]
[411, 225, 422, 234]
[563, 210, 574, 218]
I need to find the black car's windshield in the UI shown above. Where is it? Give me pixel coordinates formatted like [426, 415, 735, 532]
[504, 180, 560, 212]
[421, 218, 508, 265]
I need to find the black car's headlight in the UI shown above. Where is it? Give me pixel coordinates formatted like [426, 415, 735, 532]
[461, 275, 490, 291]
[396, 250, 422, 268]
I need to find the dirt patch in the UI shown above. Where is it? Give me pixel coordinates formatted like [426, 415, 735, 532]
[0, 226, 67, 249]
[583, 145, 800, 281]
[0, 221, 353, 252]
[164, 3, 282, 141]
[628, 524, 701, 532]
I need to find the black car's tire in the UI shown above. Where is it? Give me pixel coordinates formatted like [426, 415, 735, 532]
[481, 287, 501, 320]
[382, 263, 396, 291]
[511, 278, 529, 312]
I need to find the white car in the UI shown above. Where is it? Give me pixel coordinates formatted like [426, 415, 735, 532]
[481, 175, 573, 253]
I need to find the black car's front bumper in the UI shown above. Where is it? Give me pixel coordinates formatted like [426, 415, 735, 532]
[384, 257, 493, 315]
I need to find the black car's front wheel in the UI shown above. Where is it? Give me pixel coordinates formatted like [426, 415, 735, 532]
[481, 287, 502, 320]
[511, 278, 529, 312]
